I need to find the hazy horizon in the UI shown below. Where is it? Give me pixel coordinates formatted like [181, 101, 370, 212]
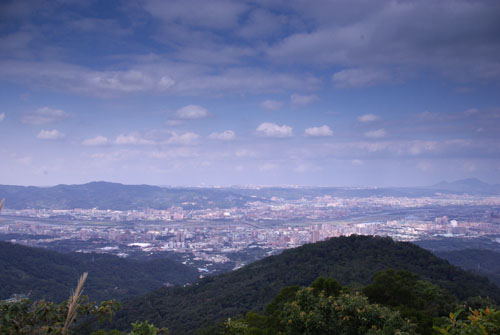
[0, 177, 496, 189]
[1, 1, 500, 187]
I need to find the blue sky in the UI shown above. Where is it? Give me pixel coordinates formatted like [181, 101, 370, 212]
[1, 0, 500, 187]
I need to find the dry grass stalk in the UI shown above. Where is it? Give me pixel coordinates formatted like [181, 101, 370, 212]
[63, 272, 88, 332]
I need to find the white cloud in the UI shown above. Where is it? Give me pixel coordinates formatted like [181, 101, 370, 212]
[260, 99, 284, 111]
[256, 122, 293, 138]
[158, 76, 175, 90]
[304, 125, 333, 137]
[114, 134, 154, 145]
[0, 113, 5, 122]
[0, 60, 320, 97]
[290, 93, 318, 107]
[332, 68, 393, 88]
[175, 105, 209, 120]
[82, 135, 109, 146]
[364, 129, 387, 138]
[88, 70, 175, 93]
[357, 114, 379, 122]
[166, 131, 200, 145]
[37, 129, 65, 140]
[208, 130, 235, 141]
[23, 107, 68, 125]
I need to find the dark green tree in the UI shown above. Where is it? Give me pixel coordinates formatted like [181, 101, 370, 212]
[363, 269, 457, 334]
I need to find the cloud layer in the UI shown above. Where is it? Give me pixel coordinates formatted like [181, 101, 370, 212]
[1, 1, 500, 186]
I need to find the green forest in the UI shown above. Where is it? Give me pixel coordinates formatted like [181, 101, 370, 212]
[113, 235, 500, 334]
[2, 270, 499, 335]
[0, 241, 198, 302]
[2, 235, 500, 334]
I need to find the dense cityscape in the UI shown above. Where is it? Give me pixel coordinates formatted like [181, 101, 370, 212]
[2, 193, 500, 275]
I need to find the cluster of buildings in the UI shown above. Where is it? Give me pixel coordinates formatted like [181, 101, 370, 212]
[1, 194, 500, 273]
[4, 194, 500, 222]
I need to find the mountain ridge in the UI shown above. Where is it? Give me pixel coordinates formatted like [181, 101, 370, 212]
[2, 178, 500, 210]
[113, 235, 500, 334]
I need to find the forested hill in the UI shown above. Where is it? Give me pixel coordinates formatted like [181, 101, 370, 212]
[435, 248, 500, 288]
[0, 241, 199, 302]
[0, 181, 259, 210]
[114, 235, 500, 334]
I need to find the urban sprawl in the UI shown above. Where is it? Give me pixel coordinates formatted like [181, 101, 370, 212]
[1, 194, 500, 275]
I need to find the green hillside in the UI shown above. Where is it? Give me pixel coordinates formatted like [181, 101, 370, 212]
[0, 181, 260, 210]
[0, 241, 199, 302]
[435, 248, 500, 288]
[114, 235, 500, 334]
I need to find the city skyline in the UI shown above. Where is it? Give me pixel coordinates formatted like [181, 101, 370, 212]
[1, 1, 500, 187]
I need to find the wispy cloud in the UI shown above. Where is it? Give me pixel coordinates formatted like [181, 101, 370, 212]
[165, 119, 184, 126]
[175, 105, 209, 120]
[290, 93, 318, 107]
[256, 122, 293, 138]
[208, 130, 235, 141]
[260, 99, 284, 111]
[82, 136, 110, 146]
[304, 125, 333, 137]
[166, 131, 200, 145]
[332, 68, 393, 88]
[37, 129, 65, 140]
[115, 134, 154, 145]
[0, 113, 5, 122]
[23, 107, 68, 125]
[0, 60, 319, 97]
[358, 114, 379, 122]
[364, 129, 387, 139]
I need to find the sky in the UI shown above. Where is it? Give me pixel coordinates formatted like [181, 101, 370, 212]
[1, 0, 500, 187]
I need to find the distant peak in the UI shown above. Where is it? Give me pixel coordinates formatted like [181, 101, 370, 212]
[432, 178, 488, 187]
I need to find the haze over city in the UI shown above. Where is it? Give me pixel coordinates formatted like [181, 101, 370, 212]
[1, 0, 500, 187]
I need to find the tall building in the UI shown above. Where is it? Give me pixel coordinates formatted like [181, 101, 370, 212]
[311, 230, 320, 243]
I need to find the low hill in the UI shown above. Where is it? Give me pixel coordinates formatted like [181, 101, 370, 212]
[0, 181, 260, 210]
[114, 235, 500, 334]
[430, 178, 500, 195]
[0, 241, 199, 302]
[435, 248, 500, 288]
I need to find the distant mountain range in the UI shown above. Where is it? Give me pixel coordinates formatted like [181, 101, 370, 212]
[1, 178, 499, 210]
[0, 181, 260, 210]
[112, 235, 500, 334]
[0, 241, 198, 302]
[430, 178, 500, 194]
